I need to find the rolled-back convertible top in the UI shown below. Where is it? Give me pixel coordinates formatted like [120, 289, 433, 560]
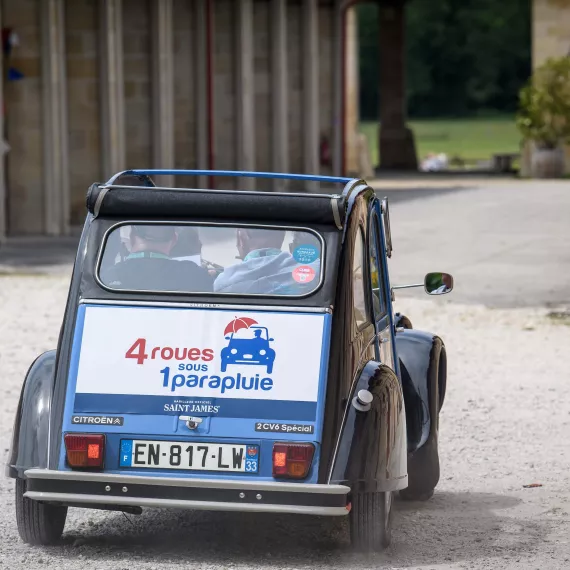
[86, 170, 356, 229]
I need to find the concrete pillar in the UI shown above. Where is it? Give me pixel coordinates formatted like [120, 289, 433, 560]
[378, 0, 417, 170]
[100, 0, 125, 179]
[236, 0, 255, 188]
[195, 0, 210, 189]
[151, 0, 174, 187]
[303, 0, 319, 190]
[41, 0, 69, 235]
[271, 0, 288, 191]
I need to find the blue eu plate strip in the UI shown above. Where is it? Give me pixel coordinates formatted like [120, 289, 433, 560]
[119, 440, 133, 467]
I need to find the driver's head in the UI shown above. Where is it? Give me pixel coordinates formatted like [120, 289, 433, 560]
[254, 329, 262, 338]
[130, 225, 178, 256]
[289, 231, 321, 254]
[236, 228, 285, 259]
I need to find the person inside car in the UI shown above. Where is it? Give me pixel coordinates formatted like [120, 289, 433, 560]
[214, 228, 314, 295]
[103, 225, 213, 292]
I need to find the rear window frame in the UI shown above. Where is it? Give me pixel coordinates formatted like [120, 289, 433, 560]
[95, 220, 326, 299]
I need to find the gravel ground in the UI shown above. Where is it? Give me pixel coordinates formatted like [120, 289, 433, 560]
[1, 274, 570, 570]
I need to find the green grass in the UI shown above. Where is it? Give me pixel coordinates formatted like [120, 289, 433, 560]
[360, 115, 522, 166]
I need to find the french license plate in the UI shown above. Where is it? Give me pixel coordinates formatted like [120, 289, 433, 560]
[119, 440, 259, 473]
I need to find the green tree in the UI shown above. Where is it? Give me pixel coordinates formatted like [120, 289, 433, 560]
[358, 0, 531, 119]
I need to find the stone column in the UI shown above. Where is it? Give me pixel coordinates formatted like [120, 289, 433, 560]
[41, 0, 70, 235]
[271, 0, 289, 191]
[344, 6, 360, 177]
[195, 0, 210, 189]
[100, 0, 125, 179]
[378, 0, 417, 170]
[236, 0, 255, 188]
[151, 0, 175, 187]
[332, 0, 344, 177]
[303, 0, 320, 190]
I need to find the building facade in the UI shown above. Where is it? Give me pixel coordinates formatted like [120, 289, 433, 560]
[0, 0, 360, 238]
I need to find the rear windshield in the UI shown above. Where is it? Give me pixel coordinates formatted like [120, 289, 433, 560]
[97, 223, 323, 297]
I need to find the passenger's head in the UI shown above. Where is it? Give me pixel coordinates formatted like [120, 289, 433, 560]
[237, 228, 286, 259]
[170, 226, 202, 257]
[130, 225, 178, 256]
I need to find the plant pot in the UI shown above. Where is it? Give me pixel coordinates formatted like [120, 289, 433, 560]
[530, 145, 565, 178]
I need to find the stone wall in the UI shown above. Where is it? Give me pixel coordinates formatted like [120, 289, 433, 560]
[65, 0, 100, 224]
[212, 0, 236, 190]
[318, 5, 334, 177]
[253, 0, 272, 191]
[286, 1, 303, 178]
[2, 0, 341, 235]
[173, 0, 197, 173]
[3, 0, 42, 234]
[123, 0, 152, 171]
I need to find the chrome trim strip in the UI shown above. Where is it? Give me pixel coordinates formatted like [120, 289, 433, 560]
[93, 186, 110, 218]
[94, 220, 326, 300]
[24, 492, 349, 516]
[79, 299, 332, 314]
[330, 195, 343, 230]
[25, 469, 350, 494]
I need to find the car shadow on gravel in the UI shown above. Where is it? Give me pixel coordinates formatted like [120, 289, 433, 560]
[43, 490, 547, 568]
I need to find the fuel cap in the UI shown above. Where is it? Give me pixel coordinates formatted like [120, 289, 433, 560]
[352, 389, 373, 412]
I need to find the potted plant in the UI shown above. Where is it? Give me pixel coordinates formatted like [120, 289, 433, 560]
[516, 56, 570, 178]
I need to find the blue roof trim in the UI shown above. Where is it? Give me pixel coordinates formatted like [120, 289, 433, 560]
[106, 169, 353, 186]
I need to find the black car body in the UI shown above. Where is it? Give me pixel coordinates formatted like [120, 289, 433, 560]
[6, 170, 451, 551]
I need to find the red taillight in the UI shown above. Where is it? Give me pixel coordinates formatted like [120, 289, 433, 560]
[64, 434, 105, 468]
[272, 443, 315, 479]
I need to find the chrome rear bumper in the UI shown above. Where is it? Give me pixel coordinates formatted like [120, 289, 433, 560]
[24, 469, 350, 516]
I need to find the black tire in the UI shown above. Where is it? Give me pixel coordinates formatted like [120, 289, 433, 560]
[15, 478, 67, 545]
[349, 491, 392, 551]
[399, 436, 440, 501]
[400, 341, 443, 501]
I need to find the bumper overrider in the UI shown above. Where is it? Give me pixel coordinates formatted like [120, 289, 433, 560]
[24, 469, 350, 516]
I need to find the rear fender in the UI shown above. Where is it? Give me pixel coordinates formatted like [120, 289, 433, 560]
[5, 350, 56, 478]
[329, 361, 407, 492]
[395, 329, 445, 453]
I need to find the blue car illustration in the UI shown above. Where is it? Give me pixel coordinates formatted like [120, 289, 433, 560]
[220, 326, 276, 373]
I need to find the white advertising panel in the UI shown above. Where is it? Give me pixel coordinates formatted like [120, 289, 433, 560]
[73, 305, 326, 420]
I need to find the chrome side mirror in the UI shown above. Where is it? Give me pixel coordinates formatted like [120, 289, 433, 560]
[424, 272, 454, 295]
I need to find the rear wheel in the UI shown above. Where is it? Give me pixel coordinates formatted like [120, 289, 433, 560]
[15, 478, 67, 545]
[349, 491, 392, 551]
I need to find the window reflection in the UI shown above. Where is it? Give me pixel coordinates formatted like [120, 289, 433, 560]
[99, 223, 323, 296]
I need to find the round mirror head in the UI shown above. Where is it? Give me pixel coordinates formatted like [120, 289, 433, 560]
[424, 272, 454, 295]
